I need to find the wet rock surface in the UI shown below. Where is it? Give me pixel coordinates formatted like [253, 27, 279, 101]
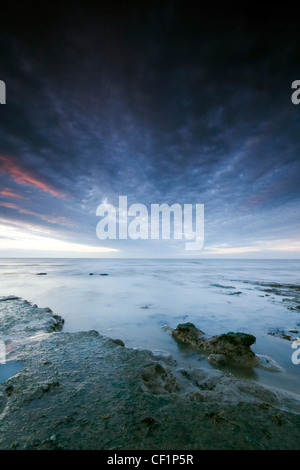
[0, 299, 300, 450]
[0, 297, 64, 341]
[111, 338, 125, 347]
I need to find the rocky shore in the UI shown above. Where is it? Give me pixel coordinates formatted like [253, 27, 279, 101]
[255, 282, 300, 342]
[0, 297, 300, 450]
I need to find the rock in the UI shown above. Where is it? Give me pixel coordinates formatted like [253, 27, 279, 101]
[207, 353, 228, 366]
[90, 273, 109, 276]
[216, 332, 256, 348]
[175, 322, 199, 332]
[161, 325, 173, 335]
[172, 325, 282, 372]
[210, 284, 236, 289]
[172, 323, 256, 365]
[255, 283, 300, 312]
[0, 297, 65, 361]
[5, 385, 14, 397]
[268, 329, 292, 340]
[141, 417, 159, 428]
[0, 296, 20, 302]
[48, 315, 64, 332]
[111, 339, 125, 347]
[149, 350, 176, 365]
[141, 363, 179, 394]
[256, 355, 283, 372]
[206, 332, 256, 363]
[171, 322, 207, 350]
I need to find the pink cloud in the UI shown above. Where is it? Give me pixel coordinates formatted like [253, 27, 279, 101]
[0, 188, 29, 200]
[0, 156, 67, 200]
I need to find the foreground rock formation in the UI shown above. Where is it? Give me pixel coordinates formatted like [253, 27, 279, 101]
[0, 298, 300, 450]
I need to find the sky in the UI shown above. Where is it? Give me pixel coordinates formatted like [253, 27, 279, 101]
[0, 1, 300, 258]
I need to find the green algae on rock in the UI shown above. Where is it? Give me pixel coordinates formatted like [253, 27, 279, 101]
[171, 323, 277, 370]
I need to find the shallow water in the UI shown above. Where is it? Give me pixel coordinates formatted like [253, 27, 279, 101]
[0, 361, 23, 383]
[0, 258, 299, 393]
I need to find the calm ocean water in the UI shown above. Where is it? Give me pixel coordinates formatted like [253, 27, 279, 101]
[0, 258, 299, 393]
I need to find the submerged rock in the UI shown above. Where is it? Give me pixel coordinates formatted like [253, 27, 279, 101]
[268, 329, 293, 341]
[207, 353, 227, 366]
[255, 282, 300, 312]
[210, 284, 236, 289]
[255, 355, 283, 372]
[89, 273, 109, 276]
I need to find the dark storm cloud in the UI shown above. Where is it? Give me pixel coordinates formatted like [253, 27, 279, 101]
[0, 1, 300, 254]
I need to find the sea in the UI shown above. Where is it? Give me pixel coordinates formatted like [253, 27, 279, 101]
[0, 258, 299, 394]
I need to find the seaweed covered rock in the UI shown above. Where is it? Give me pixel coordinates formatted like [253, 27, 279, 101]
[171, 323, 207, 350]
[206, 332, 256, 362]
[172, 323, 256, 365]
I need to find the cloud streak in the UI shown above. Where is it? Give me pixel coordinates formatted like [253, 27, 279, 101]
[0, 202, 75, 227]
[0, 156, 67, 200]
[0, 188, 29, 200]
